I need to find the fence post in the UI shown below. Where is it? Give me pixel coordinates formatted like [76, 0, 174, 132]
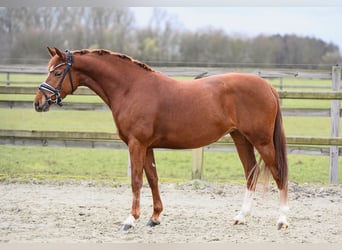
[329, 65, 341, 185]
[6, 72, 10, 86]
[279, 77, 283, 105]
[192, 147, 204, 179]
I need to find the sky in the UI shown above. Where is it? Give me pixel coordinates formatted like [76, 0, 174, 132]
[130, 7, 342, 52]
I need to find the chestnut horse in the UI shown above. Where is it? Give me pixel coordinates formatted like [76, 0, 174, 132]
[34, 48, 289, 230]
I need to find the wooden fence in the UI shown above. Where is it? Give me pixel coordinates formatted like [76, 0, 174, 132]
[0, 66, 341, 184]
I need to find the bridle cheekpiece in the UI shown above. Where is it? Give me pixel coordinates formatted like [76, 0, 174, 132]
[38, 49, 74, 107]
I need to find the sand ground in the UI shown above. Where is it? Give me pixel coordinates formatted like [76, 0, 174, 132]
[0, 180, 341, 243]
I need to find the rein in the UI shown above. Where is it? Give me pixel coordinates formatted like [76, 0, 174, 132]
[38, 49, 74, 107]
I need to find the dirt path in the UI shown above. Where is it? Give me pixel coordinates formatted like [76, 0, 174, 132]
[0, 180, 341, 243]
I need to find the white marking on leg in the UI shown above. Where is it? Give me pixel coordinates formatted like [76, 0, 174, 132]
[277, 204, 289, 225]
[123, 214, 135, 228]
[152, 163, 156, 168]
[277, 188, 289, 228]
[233, 189, 254, 224]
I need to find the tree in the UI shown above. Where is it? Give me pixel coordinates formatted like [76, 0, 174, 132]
[135, 8, 181, 63]
[0, 7, 341, 67]
[0, 7, 136, 63]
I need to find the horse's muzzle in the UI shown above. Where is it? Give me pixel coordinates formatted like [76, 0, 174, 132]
[34, 100, 50, 112]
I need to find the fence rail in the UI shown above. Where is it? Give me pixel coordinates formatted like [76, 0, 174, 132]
[1, 129, 341, 159]
[2, 129, 342, 146]
[0, 66, 341, 184]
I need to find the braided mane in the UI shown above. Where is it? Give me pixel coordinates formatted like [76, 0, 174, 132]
[74, 49, 154, 72]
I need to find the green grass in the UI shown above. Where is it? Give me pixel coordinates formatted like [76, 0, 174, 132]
[0, 109, 115, 132]
[0, 73, 46, 85]
[0, 145, 128, 181]
[0, 145, 340, 185]
[283, 117, 333, 137]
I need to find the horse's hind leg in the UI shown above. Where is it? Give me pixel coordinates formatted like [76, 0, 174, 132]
[230, 130, 258, 225]
[144, 148, 163, 227]
[255, 142, 289, 230]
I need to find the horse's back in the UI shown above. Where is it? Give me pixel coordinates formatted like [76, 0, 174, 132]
[202, 73, 275, 93]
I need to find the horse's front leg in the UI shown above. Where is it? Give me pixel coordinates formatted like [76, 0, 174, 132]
[144, 148, 163, 227]
[122, 140, 146, 231]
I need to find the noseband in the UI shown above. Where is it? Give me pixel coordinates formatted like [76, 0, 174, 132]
[38, 50, 74, 107]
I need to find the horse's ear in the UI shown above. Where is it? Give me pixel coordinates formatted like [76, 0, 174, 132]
[54, 47, 65, 59]
[47, 47, 56, 57]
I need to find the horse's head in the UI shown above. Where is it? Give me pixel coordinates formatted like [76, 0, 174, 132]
[34, 47, 79, 112]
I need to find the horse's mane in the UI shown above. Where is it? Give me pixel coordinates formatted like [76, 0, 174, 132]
[74, 49, 154, 72]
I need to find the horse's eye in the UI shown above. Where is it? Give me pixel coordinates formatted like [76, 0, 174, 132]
[54, 71, 62, 77]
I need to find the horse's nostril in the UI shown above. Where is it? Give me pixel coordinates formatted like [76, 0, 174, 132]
[34, 102, 43, 112]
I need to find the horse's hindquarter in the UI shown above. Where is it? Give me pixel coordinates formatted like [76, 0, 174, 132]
[220, 73, 278, 142]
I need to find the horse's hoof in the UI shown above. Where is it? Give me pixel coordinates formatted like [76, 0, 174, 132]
[146, 219, 160, 227]
[122, 214, 135, 231]
[122, 224, 133, 231]
[232, 220, 245, 225]
[276, 222, 288, 230]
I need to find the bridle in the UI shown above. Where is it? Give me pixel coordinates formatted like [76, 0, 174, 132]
[38, 49, 75, 107]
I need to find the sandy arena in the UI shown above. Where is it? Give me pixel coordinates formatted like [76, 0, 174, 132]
[0, 180, 341, 243]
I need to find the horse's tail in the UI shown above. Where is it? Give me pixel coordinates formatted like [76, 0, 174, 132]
[272, 88, 288, 190]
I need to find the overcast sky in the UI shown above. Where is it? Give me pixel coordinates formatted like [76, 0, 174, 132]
[131, 7, 342, 52]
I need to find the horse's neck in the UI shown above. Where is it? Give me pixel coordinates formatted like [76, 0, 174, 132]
[77, 58, 143, 108]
